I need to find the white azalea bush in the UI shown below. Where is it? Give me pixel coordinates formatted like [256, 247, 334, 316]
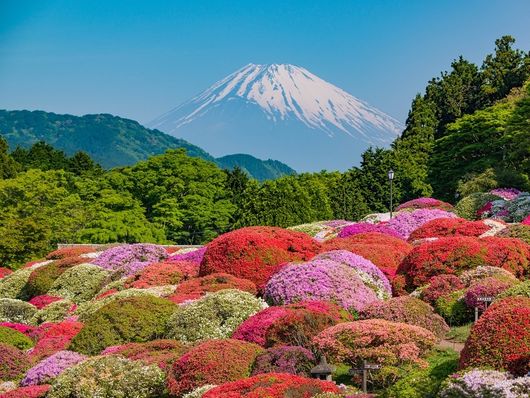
[48, 263, 110, 303]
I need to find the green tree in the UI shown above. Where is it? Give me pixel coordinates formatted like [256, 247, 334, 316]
[11, 141, 69, 171]
[0, 137, 20, 179]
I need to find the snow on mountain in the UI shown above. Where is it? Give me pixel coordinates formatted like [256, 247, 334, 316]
[148, 64, 404, 171]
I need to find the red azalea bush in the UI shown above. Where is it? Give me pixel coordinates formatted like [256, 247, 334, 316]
[0, 385, 50, 398]
[420, 274, 465, 305]
[168, 273, 257, 304]
[202, 373, 340, 398]
[251, 345, 316, 376]
[359, 296, 449, 338]
[101, 339, 190, 370]
[166, 339, 264, 396]
[28, 295, 63, 310]
[123, 261, 190, 289]
[408, 218, 490, 241]
[0, 267, 12, 279]
[0, 322, 37, 337]
[26, 258, 85, 298]
[459, 296, 530, 370]
[396, 197, 454, 212]
[463, 277, 514, 310]
[232, 301, 352, 348]
[322, 233, 413, 279]
[29, 321, 83, 361]
[506, 353, 530, 377]
[199, 227, 321, 290]
[46, 246, 96, 260]
[0, 342, 30, 381]
[523, 215, 530, 225]
[397, 236, 530, 290]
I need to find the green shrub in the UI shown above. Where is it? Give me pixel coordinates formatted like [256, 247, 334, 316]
[47, 355, 165, 398]
[166, 289, 266, 343]
[25, 261, 73, 297]
[0, 269, 32, 300]
[497, 224, 530, 245]
[434, 290, 473, 326]
[48, 264, 110, 303]
[30, 299, 74, 325]
[0, 326, 34, 349]
[0, 298, 37, 323]
[455, 193, 500, 220]
[496, 280, 530, 299]
[69, 296, 176, 355]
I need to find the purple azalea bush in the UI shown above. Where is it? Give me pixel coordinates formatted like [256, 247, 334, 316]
[490, 188, 521, 201]
[92, 244, 168, 276]
[337, 222, 404, 240]
[20, 350, 86, 386]
[252, 346, 316, 376]
[386, 208, 458, 239]
[167, 246, 206, 264]
[264, 258, 380, 312]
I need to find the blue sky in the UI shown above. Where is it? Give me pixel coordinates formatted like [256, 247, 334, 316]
[1, 0, 530, 124]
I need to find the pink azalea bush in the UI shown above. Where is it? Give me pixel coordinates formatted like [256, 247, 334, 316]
[338, 223, 404, 240]
[92, 244, 168, 276]
[396, 197, 454, 212]
[386, 209, 458, 239]
[489, 188, 521, 201]
[21, 350, 86, 386]
[167, 246, 206, 264]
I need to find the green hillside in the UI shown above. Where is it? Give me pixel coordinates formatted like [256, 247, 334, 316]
[217, 153, 296, 181]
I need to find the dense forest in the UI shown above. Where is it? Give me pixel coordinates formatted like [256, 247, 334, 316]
[1, 35, 529, 266]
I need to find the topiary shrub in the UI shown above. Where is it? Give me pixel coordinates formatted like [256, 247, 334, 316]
[455, 193, 501, 220]
[459, 296, 530, 370]
[0, 268, 33, 300]
[167, 273, 257, 304]
[0, 267, 12, 279]
[359, 296, 449, 339]
[434, 290, 473, 326]
[199, 226, 321, 291]
[464, 277, 514, 310]
[201, 373, 340, 398]
[386, 209, 458, 239]
[396, 198, 454, 212]
[25, 261, 80, 298]
[0, 326, 34, 350]
[69, 296, 176, 355]
[397, 237, 530, 290]
[47, 355, 165, 398]
[46, 247, 97, 260]
[496, 223, 530, 244]
[337, 223, 404, 240]
[0, 322, 36, 337]
[313, 319, 437, 388]
[30, 299, 75, 325]
[420, 274, 465, 305]
[408, 218, 490, 241]
[100, 339, 189, 370]
[29, 321, 84, 362]
[251, 345, 316, 377]
[48, 264, 110, 304]
[28, 295, 62, 310]
[0, 299, 37, 323]
[496, 280, 530, 299]
[123, 261, 189, 289]
[167, 246, 206, 265]
[166, 339, 264, 397]
[166, 289, 266, 343]
[20, 350, 86, 386]
[459, 265, 518, 286]
[0, 343, 31, 381]
[0, 385, 50, 398]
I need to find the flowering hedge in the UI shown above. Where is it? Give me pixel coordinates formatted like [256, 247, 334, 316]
[28, 295, 62, 310]
[455, 193, 501, 220]
[0, 385, 50, 398]
[0, 342, 30, 381]
[464, 277, 514, 310]
[30, 299, 75, 325]
[337, 223, 404, 240]
[396, 197, 454, 212]
[459, 296, 530, 370]
[0, 322, 36, 337]
[408, 218, 490, 241]
[0, 267, 12, 280]
[0, 325, 34, 349]
[251, 345, 316, 377]
[48, 264, 110, 304]
[47, 356, 166, 398]
[92, 244, 168, 277]
[168, 273, 257, 304]
[420, 274, 465, 305]
[69, 296, 176, 355]
[232, 301, 352, 348]
[386, 209, 458, 239]
[496, 224, 530, 245]
[20, 350, 86, 386]
[101, 339, 189, 370]
[167, 246, 206, 265]
[29, 321, 83, 362]
[199, 227, 321, 291]
[359, 296, 449, 338]
[0, 298, 37, 323]
[0, 269, 33, 300]
[46, 247, 97, 260]
[313, 319, 437, 387]
[201, 373, 340, 398]
[439, 369, 530, 398]
[167, 339, 264, 397]
[490, 188, 521, 200]
[124, 261, 187, 289]
[166, 289, 266, 343]
[397, 237, 530, 290]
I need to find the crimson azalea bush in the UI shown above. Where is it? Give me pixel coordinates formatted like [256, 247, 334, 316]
[168, 273, 257, 304]
[201, 373, 340, 398]
[46, 247, 96, 260]
[0, 385, 50, 398]
[28, 295, 62, 310]
[459, 296, 530, 370]
[29, 321, 84, 362]
[523, 215, 530, 225]
[251, 345, 316, 377]
[100, 339, 189, 370]
[464, 277, 515, 310]
[338, 223, 404, 240]
[199, 226, 321, 290]
[0, 325, 34, 349]
[166, 338, 264, 397]
[232, 301, 352, 348]
[408, 218, 490, 241]
[420, 274, 465, 305]
[0, 267, 12, 280]
[0, 342, 30, 381]
[359, 296, 449, 338]
[0, 322, 36, 337]
[313, 319, 437, 387]
[123, 261, 189, 289]
[396, 198, 454, 212]
[397, 236, 530, 290]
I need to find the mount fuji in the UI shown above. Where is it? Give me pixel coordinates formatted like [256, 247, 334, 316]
[148, 64, 404, 171]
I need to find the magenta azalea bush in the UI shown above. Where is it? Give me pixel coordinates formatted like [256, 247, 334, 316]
[489, 188, 521, 201]
[386, 209, 458, 239]
[337, 223, 404, 240]
[251, 345, 316, 376]
[167, 247, 206, 264]
[92, 244, 168, 276]
[20, 351, 86, 386]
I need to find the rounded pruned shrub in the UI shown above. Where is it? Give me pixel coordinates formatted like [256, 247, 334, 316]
[0, 343, 31, 381]
[124, 261, 188, 289]
[20, 350, 86, 386]
[92, 243, 168, 277]
[408, 218, 490, 241]
[464, 277, 514, 310]
[434, 290, 473, 326]
[396, 198, 454, 212]
[0, 298, 37, 324]
[0, 269, 33, 300]
[30, 300, 75, 325]
[455, 192, 501, 220]
[29, 321, 83, 362]
[48, 264, 110, 304]
[496, 223, 530, 245]
[251, 345, 316, 377]
[420, 274, 465, 305]
[0, 325, 34, 350]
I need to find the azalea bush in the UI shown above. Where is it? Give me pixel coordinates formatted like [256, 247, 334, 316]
[496, 223, 530, 244]
[232, 301, 352, 348]
[408, 218, 490, 241]
[46, 247, 97, 260]
[463, 277, 514, 310]
[92, 243, 168, 277]
[201, 373, 340, 398]
[168, 273, 257, 304]
[48, 264, 110, 303]
[455, 192, 501, 220]
[25, 259, 86, 299]
[0, 267, 13, 279]
[459, 265, 518, 286]
[166, 289, 266, 343]
[28, 295, 62, 310]
[251, 345, 316, 376]
[47, 355, 166, 398]
[199, 226, 321, 290]
[396, 197, 454, 212]
[0, 268, 33, 299]
[496, 280, 530, 299]
[20, 350, 86, 386]
[337, 223, 404, 239]
[359, 296, 449, 338]
[0, 298, 37, 323]
[0, 322, 36, 337]
[167, 338, 264, 397]
[167, 246, 206, 265]
[0, 385, 50, 398]
[124, 260, 189, 289]
[420, 274, 465, 305]
[69, 296, 176, 355]
[386, 208, 458, 239]
[30, 299, 75, 325]
[0, 342, 30, 381]
[0, 325, 34, 349]
[459, 296, 530, 370]
[29, 321, 84, 361]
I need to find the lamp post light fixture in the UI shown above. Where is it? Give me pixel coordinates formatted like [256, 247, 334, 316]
[388, 169, 395, 218]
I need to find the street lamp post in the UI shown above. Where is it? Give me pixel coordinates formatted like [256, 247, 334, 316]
[388, 169, 394, 218]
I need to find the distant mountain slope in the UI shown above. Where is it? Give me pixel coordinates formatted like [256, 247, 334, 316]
[217, 154, 296, 181]
[0, 109, 295, 180]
